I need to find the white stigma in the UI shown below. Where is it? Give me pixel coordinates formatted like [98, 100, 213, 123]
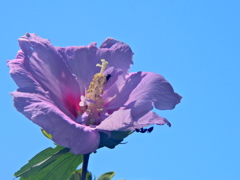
[96, 59, 108, 75]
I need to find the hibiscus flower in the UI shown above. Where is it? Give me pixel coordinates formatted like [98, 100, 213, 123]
[8, 33, 181, 154]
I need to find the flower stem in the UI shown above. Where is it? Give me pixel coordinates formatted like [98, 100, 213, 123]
[81, 153, 90, 180]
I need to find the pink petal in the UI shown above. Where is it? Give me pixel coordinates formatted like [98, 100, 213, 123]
[107, 71, 182, 112]
[56, 37, 133, 95]
[18, 33, 81, 117]
[11, 91, 100, 155]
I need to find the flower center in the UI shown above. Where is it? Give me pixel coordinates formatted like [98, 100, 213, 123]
[79, 59, 109, 125]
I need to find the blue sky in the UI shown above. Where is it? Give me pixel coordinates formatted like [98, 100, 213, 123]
[1, 0, 240, 179]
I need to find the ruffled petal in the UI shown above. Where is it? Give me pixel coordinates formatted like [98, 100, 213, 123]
[128, 72, 182, 110]
[18, 33, 81, 117]
[106, 71, 182, 111]
[98, 38, 133, 76]
[56, 38, 133, 95]
[132, 111, 171, 129]
[7, 54, 46, 96]
[96, 109, 169, 131]
[11, 91, 100, 155]
[8, 51, 76, 119]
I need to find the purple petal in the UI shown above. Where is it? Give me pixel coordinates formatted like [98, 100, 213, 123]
[8, 55, 46, 96]
[56, 38, 133, 95]
[106, 71, 182, 111]
[56, 43, 99, 95]
[96, 109, 170, 131]
[11, 91, 100, 155]
[102, 68, 126, 105]
[96, 109, 133, 131]
[8, 51, 75, 119]
[98, 38, 133, 76]
[132, 110, 171, 128]
[127, 72, 182, 110]
[124, 100, 154, 118]
[17, 33, 81, 118]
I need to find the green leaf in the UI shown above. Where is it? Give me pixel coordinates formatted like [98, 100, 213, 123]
[41, 129, 52, 139]
[97, 172, 115, 180]
[18, 147, 70, 179]
[15, 145, 83, 180]
[68, 172, 81, 180]
[28, 153, 82, 180]
[14, 145, 65, 177]
[68, 169, 92, 180]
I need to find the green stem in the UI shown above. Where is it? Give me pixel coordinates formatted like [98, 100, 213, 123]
[81, 153, 90, 180]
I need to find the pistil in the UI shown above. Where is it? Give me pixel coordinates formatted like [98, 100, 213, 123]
[79, 59, 109, 125]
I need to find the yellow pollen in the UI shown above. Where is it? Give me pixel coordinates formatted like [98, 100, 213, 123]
[80, 59, 109, 125]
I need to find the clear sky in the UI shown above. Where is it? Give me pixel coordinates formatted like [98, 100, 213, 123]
[1, 1, 240, 180]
